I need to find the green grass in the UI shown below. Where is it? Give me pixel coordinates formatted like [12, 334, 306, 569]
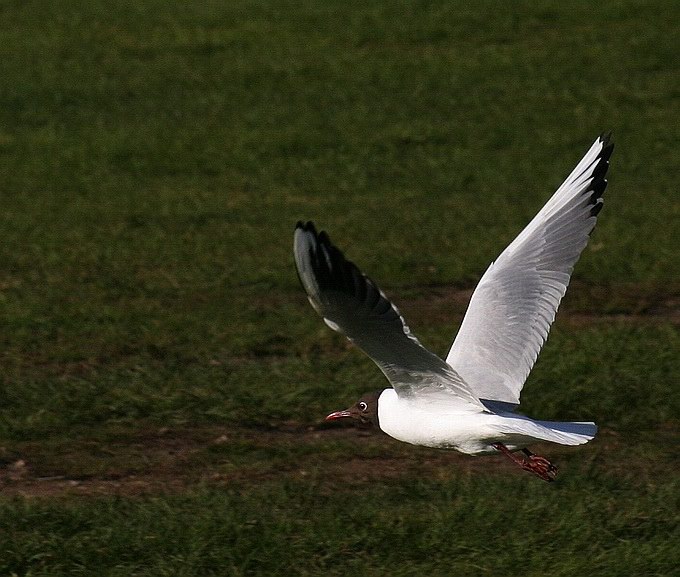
[0, 0, 678, 575]
[2, 322, 679, 440]
[2, 476, 679, 577]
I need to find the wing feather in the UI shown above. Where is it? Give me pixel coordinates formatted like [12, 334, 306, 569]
[294, 222, 482, 408]
[445, 134, 614, 404]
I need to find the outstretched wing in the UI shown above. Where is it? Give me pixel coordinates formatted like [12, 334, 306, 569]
[294, 221, 482, 408]
[446, 134, 614, 405]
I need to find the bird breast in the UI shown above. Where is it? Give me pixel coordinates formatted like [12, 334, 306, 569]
[376, 389, 497, 455]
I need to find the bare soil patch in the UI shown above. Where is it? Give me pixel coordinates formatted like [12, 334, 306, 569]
[1, 425, 675, 499]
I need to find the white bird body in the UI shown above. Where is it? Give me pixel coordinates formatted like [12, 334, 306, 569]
[376, 388, 596, 455]
[377, 388, 502, 454]
[294, 134, 613, 480]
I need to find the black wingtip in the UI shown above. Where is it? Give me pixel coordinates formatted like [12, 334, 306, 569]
[599, 131, 613, 146]
[295, 221, 358, 297]
[598, 132, 614, 163]
[295, 221, 336, 252]
[590, 178, 608, 198]
[590, 200, 604, 217]
[318, 230, 331, 246]
[581, 132, 614, 220]
[296, 220, 317, 233]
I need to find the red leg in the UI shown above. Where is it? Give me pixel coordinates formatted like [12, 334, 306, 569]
[492, 443, 558, 482]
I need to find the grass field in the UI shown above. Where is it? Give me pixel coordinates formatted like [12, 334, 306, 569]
[1, 1, 679, 575]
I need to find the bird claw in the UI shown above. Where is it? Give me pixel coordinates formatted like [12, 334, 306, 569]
[493, 443, 558, 482]
[521, 455, 558, 482]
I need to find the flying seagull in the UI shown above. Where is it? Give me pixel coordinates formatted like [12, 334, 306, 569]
[294, 134, 613, 481]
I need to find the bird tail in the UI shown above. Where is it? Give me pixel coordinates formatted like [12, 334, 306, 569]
[497, 418, 598, 446]
[533, 420, 598, 445]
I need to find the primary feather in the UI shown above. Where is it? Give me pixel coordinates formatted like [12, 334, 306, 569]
[446, 134, 613, 404]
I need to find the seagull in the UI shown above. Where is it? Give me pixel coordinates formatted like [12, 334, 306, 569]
[294, 134, 613, 481]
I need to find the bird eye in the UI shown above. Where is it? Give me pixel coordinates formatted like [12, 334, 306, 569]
[358, 401, 368, 411]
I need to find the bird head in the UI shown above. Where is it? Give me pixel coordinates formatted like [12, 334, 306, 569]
[325, 391, 381, 428]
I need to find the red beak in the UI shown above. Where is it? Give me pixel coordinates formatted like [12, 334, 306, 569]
[325, 410, 352, 421]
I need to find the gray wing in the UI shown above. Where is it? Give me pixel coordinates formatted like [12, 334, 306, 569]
[445, 134, 614, 405]
[294, 222, 483, 408]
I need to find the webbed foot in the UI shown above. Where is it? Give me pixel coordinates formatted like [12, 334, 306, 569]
[492, 443, 558, 482]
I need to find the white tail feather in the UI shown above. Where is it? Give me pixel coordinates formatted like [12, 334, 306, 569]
[496, 416, 598, 446]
